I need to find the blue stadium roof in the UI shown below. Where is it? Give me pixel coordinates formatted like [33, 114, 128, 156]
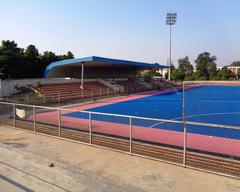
[44, 56, 169, 77]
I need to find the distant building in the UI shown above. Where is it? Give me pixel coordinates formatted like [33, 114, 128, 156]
[193, 66, 240, 75]
[157, 68, 169, 79]
[227, 66, 240, 74]
[217, 66, 240, 75]
[158, 65, 240, 77]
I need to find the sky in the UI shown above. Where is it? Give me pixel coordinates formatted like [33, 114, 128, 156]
[0, 0, 240, 67]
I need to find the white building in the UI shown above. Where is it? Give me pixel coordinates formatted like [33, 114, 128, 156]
[227, 66, 240, 74]
[157, 68, 169, 79]
[191, 66, 240, 75]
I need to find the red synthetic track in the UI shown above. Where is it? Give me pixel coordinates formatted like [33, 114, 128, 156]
[27, 90, 240, 158]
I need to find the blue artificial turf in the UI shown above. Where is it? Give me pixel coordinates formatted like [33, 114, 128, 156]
[64, 86, 240, 139]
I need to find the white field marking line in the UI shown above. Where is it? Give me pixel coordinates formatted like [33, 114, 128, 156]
[148, 111, 240, 128]
[188, 99, 240, 104]
[148, 95, 240, 128]
[148, 116, 182, 128]
[183, 112, 240, 120]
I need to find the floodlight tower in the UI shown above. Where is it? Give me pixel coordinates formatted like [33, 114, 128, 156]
[166, 13, 177, 80]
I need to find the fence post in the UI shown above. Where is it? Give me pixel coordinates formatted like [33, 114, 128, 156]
[26, 94, 29, 104]
[81, 90, 84, 100]
[100, 88, 102, 97]
[13, 104, 16, 127]
[58, 92, 60, 104]
[58, 109, 61, 138]
[33, 106, 36, 133]
[129, 117, 132, 154]
[43, 94, 46, 104]
[182, 82, 187, 166]
[89, 113, 92, 144]
[108, 88, 110, 96]
[91, 89, 94, 98]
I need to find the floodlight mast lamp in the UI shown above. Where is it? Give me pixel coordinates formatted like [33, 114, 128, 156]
[166, 13, 177, 80]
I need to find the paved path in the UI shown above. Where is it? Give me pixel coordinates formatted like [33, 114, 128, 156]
[0, 126, 240, 192]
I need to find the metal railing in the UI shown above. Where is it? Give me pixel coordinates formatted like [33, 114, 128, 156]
[2, 87, 120, 106]
[0, 81, 240, 178]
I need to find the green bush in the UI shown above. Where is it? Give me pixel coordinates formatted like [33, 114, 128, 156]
[198, 76, 208, 80]
[184, 75, 194, 81]
[209, 76, 220, 80]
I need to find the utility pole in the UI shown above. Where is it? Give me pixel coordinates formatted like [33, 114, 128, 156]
[166, 13, 177, 81]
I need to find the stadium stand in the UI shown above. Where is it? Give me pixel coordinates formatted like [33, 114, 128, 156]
[35, 82, 116, 103]
[30, 56, 169, 103]
[151, 79, 175, 88]
[116, 79, 149, 93]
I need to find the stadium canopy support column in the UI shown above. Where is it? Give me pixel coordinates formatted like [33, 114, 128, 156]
[160, 69, 163, 81]
[112, 65, 116, 82]
[134, 67, 136, 80]
[81, 63, 84, 89]
[149, 67, 153, 83]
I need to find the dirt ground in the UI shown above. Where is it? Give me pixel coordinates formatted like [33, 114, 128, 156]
[0, 126, 240, 192]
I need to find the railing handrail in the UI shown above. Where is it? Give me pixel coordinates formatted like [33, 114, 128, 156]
[185, 120, 240, 130]
[81, 110, 183, 124]
[1, 100, 240, 130]
[0, 101, 183, 124]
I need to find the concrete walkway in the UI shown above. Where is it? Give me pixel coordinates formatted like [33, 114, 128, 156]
[0, 125, 240, 192]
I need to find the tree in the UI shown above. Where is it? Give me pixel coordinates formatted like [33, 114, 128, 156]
[192, 71, 201, 80]
[58, 51, 74, 60]
[178, 56, 193, 80]
[0, 40, 75, 79]
[66, 51, 74, 59]
[195, 52, 217, 79]
[38, 51, 59, 77]
[230, 61, 240, 66]
[23, 45, 40, 78]
[171, 69, 183, 81]
[24, 45, 39, 58]
[0, 40, 24, 79]
[217, 66, 234, 80]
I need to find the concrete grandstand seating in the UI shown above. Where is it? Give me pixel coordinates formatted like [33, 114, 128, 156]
[151, 79, 175, 88]
[116, 80, 150, 93]
[36, 82, 116, 103]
